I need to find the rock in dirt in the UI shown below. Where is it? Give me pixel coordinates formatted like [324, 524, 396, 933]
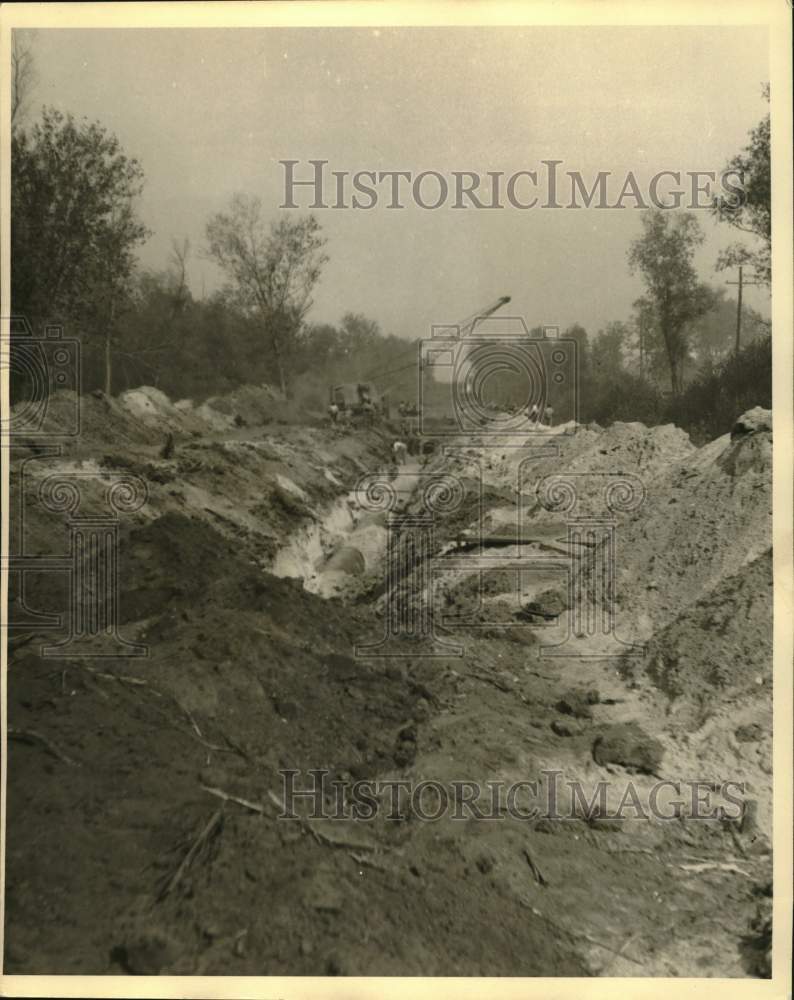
[551, 719, 580, 737]
[111, 932, 176, 975]
[592, 722, 664, 774]
[741, 886, 772, 977]
[394, 739, 417, 768]
[520, 588, 568, 620]
[735, 722, 764, 743]
[556, 689, 599, 720]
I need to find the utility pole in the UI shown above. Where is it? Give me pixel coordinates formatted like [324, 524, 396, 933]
[726, 266, 763, 352]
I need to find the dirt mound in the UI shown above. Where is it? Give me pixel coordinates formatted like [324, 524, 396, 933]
[632, 549, 772, 709]
[731, 406, 772, 439]
[431, 421, 694, 537]
[553, 421, 694, 479]
[203, 383, 283, 427]
[4, 510, 453, 974]
[614, 420, 771, 636]
[619, 548, 773, 840]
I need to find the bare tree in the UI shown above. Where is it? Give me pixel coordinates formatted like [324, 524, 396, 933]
[11, 33, 36, 127]
[168, 237, 191, 318]
[205, 195, 327, 396]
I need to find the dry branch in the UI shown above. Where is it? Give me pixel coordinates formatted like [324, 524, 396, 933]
[8, 727, 76, 766]
[157, 809, 223, 901]
[523, 844, 548, 886]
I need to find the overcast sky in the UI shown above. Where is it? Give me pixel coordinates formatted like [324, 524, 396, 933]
[20, 26, 770, 338]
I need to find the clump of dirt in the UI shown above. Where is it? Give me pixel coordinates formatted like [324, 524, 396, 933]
[740, 884, 772, 977]
[520, 587, 568, 620]
[592, 722, 665, 774]
[556, 688, 599, 720]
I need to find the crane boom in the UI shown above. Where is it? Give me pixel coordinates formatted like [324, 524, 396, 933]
[456, 295, 511, 337]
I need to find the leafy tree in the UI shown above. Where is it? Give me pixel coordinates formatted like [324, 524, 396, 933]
[564, 324, 589, 363]
[673, 334, 771, 443]
[713, 85, 771, 284]
[686, 287, 768, 366]
[590, 321, 628, 377]
[628, 296, 661, 381]
[11, 107, 149, 392]
[628, 210, 713, 395]
[205, 195, 328, 395]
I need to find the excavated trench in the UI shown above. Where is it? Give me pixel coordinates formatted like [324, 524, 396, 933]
[264, 417, 774, 978]
[5, 395, 774, 977]
[271, 460, 426, 598]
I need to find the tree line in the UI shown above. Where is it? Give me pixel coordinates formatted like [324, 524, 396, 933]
[10, 35, 771, 440]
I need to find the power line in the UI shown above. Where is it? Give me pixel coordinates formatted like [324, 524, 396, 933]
[726, 266, 764, 351]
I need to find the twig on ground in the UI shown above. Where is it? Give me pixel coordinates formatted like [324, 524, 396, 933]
[143, 697, 236, 754]
[727, 823, 748, 858]
[676, 861, 752, 878]
[603, 846, 658, 856]
[523, 844, 548, 886]
[469, 671, 516, 694]
[157, 809, 223, 901]
[265, 790, 379, 852]
[180, 703, 203, 738]
[518, 902, 644, 967]
[580, 930, 645, 968]
[597, 928, 644, 974]
[8, 726, 76, 766]
[349, 850, 392, 871]
[7, 633, 40, 657]
[201, 785, 268, 815]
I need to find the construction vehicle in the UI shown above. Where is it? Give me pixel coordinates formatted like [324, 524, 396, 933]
[328, 297, 511, 425]
[328, 381, 390, 422]
[452, 295, 511, 337]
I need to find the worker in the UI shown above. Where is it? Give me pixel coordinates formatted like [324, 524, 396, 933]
[544, 405, 554, 427]
[527, 402, 539, 424]
[393, 440, 408, 465]
[328, 401, 339, 424]
[361, 399, 375, 427]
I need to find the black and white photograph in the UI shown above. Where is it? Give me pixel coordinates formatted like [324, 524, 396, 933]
[1, 2, 791, 995]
